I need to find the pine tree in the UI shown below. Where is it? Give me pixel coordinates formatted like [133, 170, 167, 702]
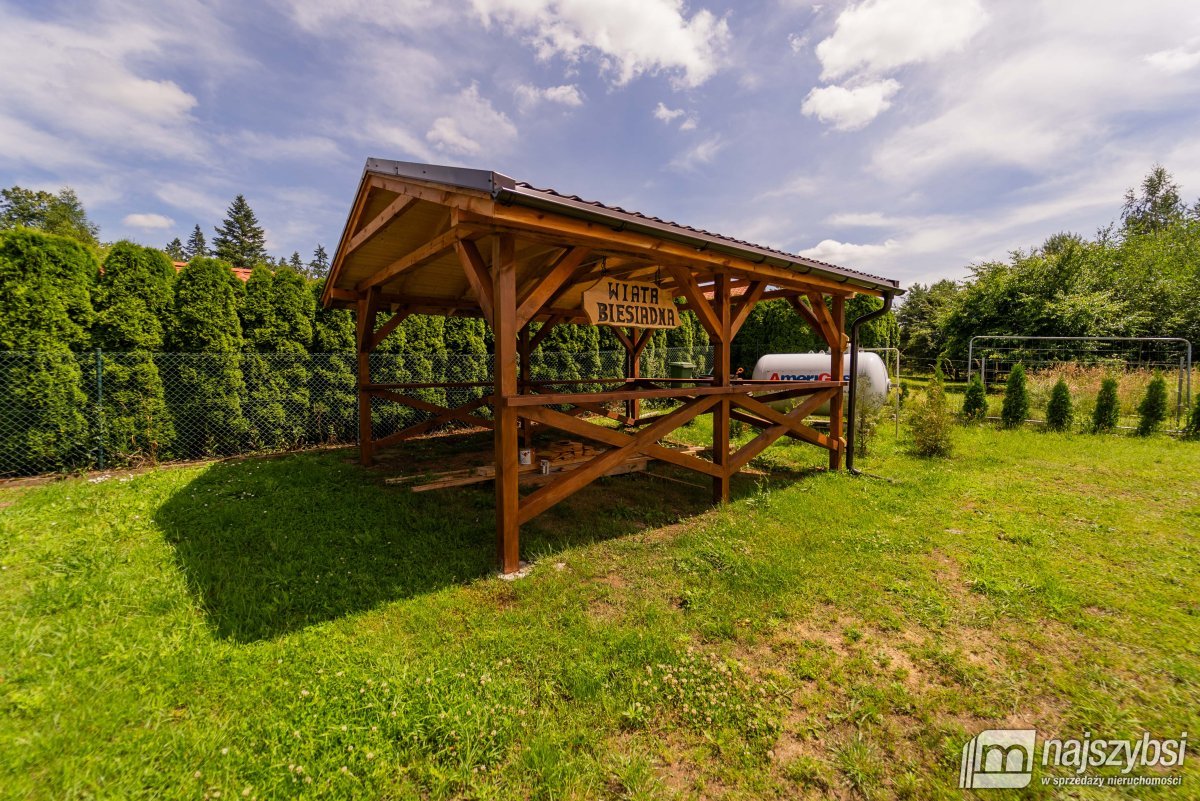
[1000, 363, 1029, 428]
[94, 242, 176, 461]
[0, 228, 96, 471]
[165, 238, 185, 261]
[309, 244, 330, 278]
[1137, 373, 1168, 436]
[212, 195, 267, 268]
[185, 225, 208, 259]
[289, 251, 304, 273]
[166, 257, 248, 456]
[1045, 378, 1073, 432]
[1092, 377, 1121, 433]
[961, 375, 987, 421]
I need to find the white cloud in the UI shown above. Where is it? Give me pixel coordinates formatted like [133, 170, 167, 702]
[799, 238, 900, 268]
[669, 136, 724, 171]
[0, 7, 203, 168]
[679, 116, 698, 131]
[153, 182, 229, 219]
[221, 131, 344, 161]
[814, 0, 987, 80]
[471, 0, 730, 87]
[122, 213, 174, 229]
[286, 0, 456, 32]
[757, 175, 819, 200]
[826, 211, 913, 227]
[515, 83, 584, 111]
[787, 33, 808, 54]
[1145, 45, 1200, 75]
[801, 79, 900, 130]
[425, 84, 518, 157]
[654, 102, 686, 123]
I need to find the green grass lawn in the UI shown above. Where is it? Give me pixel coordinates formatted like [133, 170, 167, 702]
[2, 424, 1199, 799]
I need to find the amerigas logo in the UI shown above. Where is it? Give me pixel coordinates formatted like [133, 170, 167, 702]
[960, 729, 1037, 789]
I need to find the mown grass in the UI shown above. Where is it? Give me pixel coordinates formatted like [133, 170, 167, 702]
[2, 423, 1199, 799]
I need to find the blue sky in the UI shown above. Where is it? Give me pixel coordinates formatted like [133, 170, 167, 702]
[3, 0, 1200, 286]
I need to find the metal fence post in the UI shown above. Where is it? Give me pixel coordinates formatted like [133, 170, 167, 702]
[94, 348, 105, 470]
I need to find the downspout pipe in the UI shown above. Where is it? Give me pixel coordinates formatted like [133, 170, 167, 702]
[845, 292, 894, 474]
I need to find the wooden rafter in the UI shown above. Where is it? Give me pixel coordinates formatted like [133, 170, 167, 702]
[528, 316, 562, 351]
[726, 390, 837, 472]
[369, 310, 409, 352]
[515, 246, 590, 329]
[345, 194, 418, 257]
[356, 227, 465, 292]
[372, 395, 493, 449]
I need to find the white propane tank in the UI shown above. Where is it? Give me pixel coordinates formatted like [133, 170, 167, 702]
[751, 351, 891, 415]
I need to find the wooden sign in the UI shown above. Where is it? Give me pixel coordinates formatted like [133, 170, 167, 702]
[582, 278, 678, 329]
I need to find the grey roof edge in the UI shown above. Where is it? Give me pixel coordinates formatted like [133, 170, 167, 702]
[361, 158, 902, 296]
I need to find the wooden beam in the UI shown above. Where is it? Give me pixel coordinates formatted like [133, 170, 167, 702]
[517, 395, 720, 524]
[356, 287, 381, 466]
[730, 280, 767, 336]
[356, 227, 464, 292]
[667, 267, 722, 341]
[371, 389, 493, 428]
[828, 294, 846, 471]
[712, 273, 732, 503]
[455, 239, 494, 325]
[372, 395, 492, 450]
[518, 405, 723, 478]
[492, 233, 521, 573]
[611, 326, 635, 352]
[345, 194, 418, 257]
[506, 381, 840, 406]
[788, 295, 826, 341]
[515, 246, 590, 329]
[479, 205, 880, 296]
[726, 390, 837, 471]
[369, 310, 409, 352]
[804, 292, 840, 349]
[528, 316, 562, 352]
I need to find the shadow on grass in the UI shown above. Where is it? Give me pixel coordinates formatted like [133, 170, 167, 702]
[154, 447, 786, 642]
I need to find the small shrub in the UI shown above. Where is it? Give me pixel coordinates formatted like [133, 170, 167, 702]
[906, 368, 953, 457]
[1092, 377, 1121, 432]
[1000, 364, 1029, 428]
[1045, 378, 1073, 432]
[1185, 402, 1200, 440]
[961, 375, 987, 422]
[1136, 373, 1168, 436]
[854, 393, 886, 456]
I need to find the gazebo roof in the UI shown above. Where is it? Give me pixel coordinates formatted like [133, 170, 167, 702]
[323, 159, 901, 319]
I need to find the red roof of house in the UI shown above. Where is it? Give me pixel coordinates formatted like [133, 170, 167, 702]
[173, 261, 253, 281]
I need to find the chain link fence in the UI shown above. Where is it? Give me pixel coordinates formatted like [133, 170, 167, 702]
[0, 346, 714, 477]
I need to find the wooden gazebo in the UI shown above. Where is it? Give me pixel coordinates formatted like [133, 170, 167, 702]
[323, 159, 901, 573]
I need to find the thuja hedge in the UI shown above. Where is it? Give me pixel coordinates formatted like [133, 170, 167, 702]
[0, 228, 721, 473]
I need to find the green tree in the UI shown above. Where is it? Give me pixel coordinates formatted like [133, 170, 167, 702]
[0, 186, 99, 245]
[0, 228, 96, 471]
[907, 362, 953, 457]
[1136, 373, 1168, 436]
[166, 257, 249, 456]
[1000, 363, 1029, 428]
[309, 283, 357, 442]
[212, 195, 268, 267]
[897, 280, 960, 371]
[1045, 378, 1073, 432]
[165, 238, 185, 261]
[1092, 377, 1121, 433]
[240, 266, 314, 448]
[93, 242, 177, 461]
[309, 244, 330, 278]
[961, 375, 987, 422]
[185, 224, 208, 259]
[1122, 165, 1186, 236]
[1185, 400, 1200, 440]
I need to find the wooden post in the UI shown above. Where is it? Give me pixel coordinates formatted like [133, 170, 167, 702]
[828, 294, 846, 471]
[492, 234, 521, 573]
[625, 327, 641, 422]
[712, 273, 732, 503]
[519, 324, 533, 449]
[356, 288, 379, 466]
